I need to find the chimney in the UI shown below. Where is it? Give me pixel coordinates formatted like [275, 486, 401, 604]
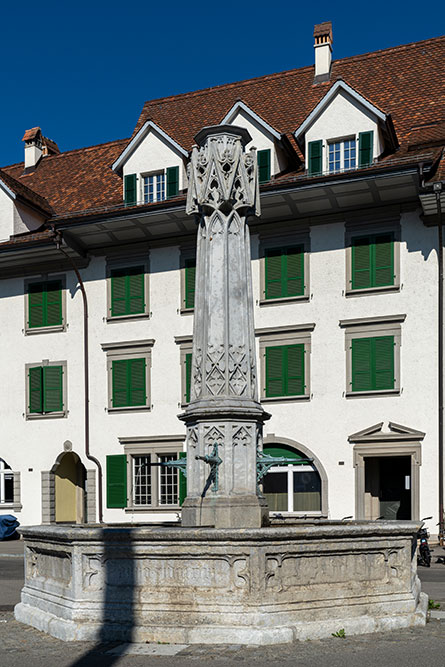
[22, 127, 43, 170]
[313, 21, 333, 83]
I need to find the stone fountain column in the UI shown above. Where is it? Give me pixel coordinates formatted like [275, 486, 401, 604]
[180, 125, 269, 528]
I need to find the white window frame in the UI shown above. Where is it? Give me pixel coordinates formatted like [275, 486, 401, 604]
[327, 136, 356, 174]
[0, 458, 21, 511]
[142, 171, 166, 204]
[265, 464, 320, 513]
[119, 435, 185, 512]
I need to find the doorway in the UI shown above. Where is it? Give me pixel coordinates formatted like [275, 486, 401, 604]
[364, 456, 411, 520]
[54, 453, 86, 523]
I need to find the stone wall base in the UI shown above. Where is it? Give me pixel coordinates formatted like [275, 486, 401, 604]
[181, 494, 270, 528]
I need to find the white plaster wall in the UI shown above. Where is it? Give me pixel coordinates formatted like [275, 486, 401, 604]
[227, 109, 286, 175]
[0, 189, 14, 241]
[0, 210, 440, 535]
[122, 129, 187, 203]
[305, 90, 383, 171]
[14, 203, 45, 235]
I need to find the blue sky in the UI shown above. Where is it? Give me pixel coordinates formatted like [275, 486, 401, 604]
[0, 0, 441, 166]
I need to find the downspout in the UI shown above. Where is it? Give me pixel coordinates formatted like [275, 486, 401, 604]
[436, 182, 444, 544]
[52, 229, 103, 523]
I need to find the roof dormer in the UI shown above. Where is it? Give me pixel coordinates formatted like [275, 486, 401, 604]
[112, 120, 189, 206]
[221, 101, 286, 183]
[294, 80, 397, 177]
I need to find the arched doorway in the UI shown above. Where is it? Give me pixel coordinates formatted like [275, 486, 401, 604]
[53, 453, 86, 523]
[262, 437, 328, 516]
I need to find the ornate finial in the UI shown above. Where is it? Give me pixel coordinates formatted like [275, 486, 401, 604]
[186, 125, 260, 217]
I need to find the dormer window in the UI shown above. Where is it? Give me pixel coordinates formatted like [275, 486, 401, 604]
[328, 138, 356, 173]
[308, 131, 374, 176]
[143, 172, 165, 203]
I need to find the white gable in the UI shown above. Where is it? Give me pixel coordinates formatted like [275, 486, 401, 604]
[222, 102, 287, 176]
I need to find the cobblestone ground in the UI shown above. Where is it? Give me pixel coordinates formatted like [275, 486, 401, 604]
[1, 611, 444, 667]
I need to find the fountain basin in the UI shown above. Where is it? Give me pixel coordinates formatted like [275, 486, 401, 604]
[15, 520, 427, 644]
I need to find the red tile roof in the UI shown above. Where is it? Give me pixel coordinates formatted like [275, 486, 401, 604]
[0, 35, 443, 224]
[0, 168, 53, 215]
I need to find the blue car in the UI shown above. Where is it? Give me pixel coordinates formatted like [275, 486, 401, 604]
[0, 514, 19, 540]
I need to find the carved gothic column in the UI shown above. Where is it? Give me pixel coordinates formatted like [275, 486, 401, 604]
[179, 125, 269, 528]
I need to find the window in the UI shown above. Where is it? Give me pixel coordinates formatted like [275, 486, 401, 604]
[110, 266, 145, 318]
[328, 138, 356, 173]
[0, 458, 13, 504]
[176, 336, 193, 405]
[261, 443, 323, 514]
[106, 258, 149, 321]
[26, 361, 67, 418]
[351, 234, 394, 290]
[264, 246, 304, 300]
[107, 436, 186, 510]
[124, 167, 179, 206]
[258, 324, 314, 401]
[341, 314, 405, 397]
[345, 222, 400, 295]
[180, 247, 196, 312]
[102, 340, 153, 412]
[25, 277, 66, 334]
[0, 458, 21, 510]
[143, 172, 165, 203]
[257, 149, 271, 183]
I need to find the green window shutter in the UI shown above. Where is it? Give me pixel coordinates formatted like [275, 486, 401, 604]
[265, 248, 284, 299]
[29, 366, 43, 413]
[185, 353, 192, 403]
[128, 358, 147, 406]
[28, 283, 45, 328]
[257, 149, 271, 184]
[265, 346, 285, 397]
[358, 131, 373, 167]
[286, 344, 305, 395]
[111, 267, 145, 317]
[43, 365, 63, 412]
[351, 338, 373, 391]
[351, 237, 372, 289]
[45, 281, 63, 326]
[374, 336, 395, 390]
[374, 234, 394, 287]
[166, 166, 179, 198]
[285, 246, 304, 297]
[124, 173, 137, 206]
[184, 258, 196, 309]
[178, 452, 187, 506]
[308, 140, 323, 176]
[106, 454, 127, 508]
[112, 360, 129, 407]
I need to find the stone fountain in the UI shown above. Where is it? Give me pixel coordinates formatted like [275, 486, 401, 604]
[14, 126, 427, 644]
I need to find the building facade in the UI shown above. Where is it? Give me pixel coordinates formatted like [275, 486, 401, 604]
[0, 25, 444, 535]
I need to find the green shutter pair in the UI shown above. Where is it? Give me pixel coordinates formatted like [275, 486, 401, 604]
[351, 336, 395, 392]
[351, 233, 394, 290]
[307, 132, 373, 176]
[106, 452, 186, 508]
[29, 366, 63, 413]
[28, 281, 62, 328]
[184, 258, 196, 309]
[185, 353, 192, 403]
[257, 149, 271, 184]
[112, 358, 147, 408]
[124, 167, 179, 205]
[265, 344, 305, 397]
[265, 246, 304, 299]
[110, 267, 145, 317]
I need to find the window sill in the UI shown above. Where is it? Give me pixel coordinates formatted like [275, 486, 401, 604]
[180, 307, 194, 315]
[345, 389, 400, 399]
[259, 295, 309, 307]
[261, 394, 310, 403]
[108, 405, 151, 413]
[26, 411, 67, 420]
[0, 503, 22, 512]
[25, 325, 66, 335]
[106, 313, 150, 323]
[345, 285, 400, 298]
[125, 506, 180, 513]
